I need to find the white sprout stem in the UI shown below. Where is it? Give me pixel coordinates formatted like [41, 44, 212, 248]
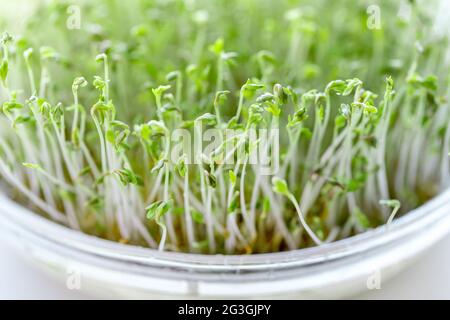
[325, 226, 340, 243]
[71, 91, 80, 141]
[80, 142, 101, 178]
[173, 175, 225, 233]
[91, 113, 108, 174]
[253, 115, 296, 249]
[157, 218, 167, 252]
[29, 101, 55, 177]
[15, 129, 50, 200]
[183, 166, 196, 251]
[301, 106, 323, 185]
[24, 57, 37, 94]
[287, 192, 322, 246]
[103, 56, 110, 102]
[45, 129, 84, 227]
[249, 172, 261, 231]
[163, 162, 178, 248]
[117, 183, 131, 240]
[147, 167, 165, 203]
[205, 184, 216, 253]
[406, 93, 426, 189]
[225, 160, 246, 253]
[257, 175, 297, 250]
[441, 123, 450, 189]
[216, 55, 224, 92]
[239, 156, 256, 240]
[235, 86, 245, 120]
[375, 87, 394, 203]
[387, 205, 401, 225]
[28, 166, 77, 193]
[394, 133, 410, 196]
[300, 152, 342, 216]
[130, 212, 157, 248]
[0, 159, 68, 224]
[50, 115, 78, 181]
[213, 135, 246, 176]
[194, 121, 215, 251]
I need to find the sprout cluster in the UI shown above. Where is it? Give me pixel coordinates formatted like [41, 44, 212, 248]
[0, 0, 448, 254]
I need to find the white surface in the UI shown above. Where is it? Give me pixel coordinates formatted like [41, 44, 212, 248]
[1, 235, 450, 299]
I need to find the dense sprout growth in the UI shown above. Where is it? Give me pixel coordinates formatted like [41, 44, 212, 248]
[0, 0, 449, 254]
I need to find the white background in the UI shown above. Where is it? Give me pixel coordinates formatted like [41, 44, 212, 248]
[1, 234, 450, 299]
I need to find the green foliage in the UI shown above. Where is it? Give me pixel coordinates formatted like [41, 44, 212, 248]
[0, 0, 447, 254]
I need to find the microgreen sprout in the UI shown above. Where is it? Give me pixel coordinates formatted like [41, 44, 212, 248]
[272, 177, 323, 245]
[380, 200, 402, 225]
[146, 200, 173, 251]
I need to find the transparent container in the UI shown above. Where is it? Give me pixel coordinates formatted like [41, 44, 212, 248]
[1, 188, 450, 299]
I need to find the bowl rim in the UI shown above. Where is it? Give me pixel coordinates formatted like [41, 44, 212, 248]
[1, 188, 449, 271]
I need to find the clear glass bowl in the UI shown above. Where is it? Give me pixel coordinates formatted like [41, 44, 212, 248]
[1, 189, 450, 299]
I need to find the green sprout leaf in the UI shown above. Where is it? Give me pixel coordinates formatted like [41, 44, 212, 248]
[95, 53, 107, 62]
[146, 200, 172, 221]
[204, 169, 217, 188]
[176, 155, 187, 177]
[228, 191, 239, 213]
[272, 177, 290, 196]
[40, 46, 59, 61]
[355, 207, 371, 230]
[113, 168, 143, 186]
[191, 210, 204, 224]
[72, 76, 88, 92]
[256, 92, 274, 103]
[0, 59, 8, 84]
[209, 38, 224, 55]
[166, 71, 180, 82]
[22, 162, 42, 170]
[228, 170, 236, 186]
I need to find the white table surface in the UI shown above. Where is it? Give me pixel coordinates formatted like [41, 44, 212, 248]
[1, 233, 450, 299]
